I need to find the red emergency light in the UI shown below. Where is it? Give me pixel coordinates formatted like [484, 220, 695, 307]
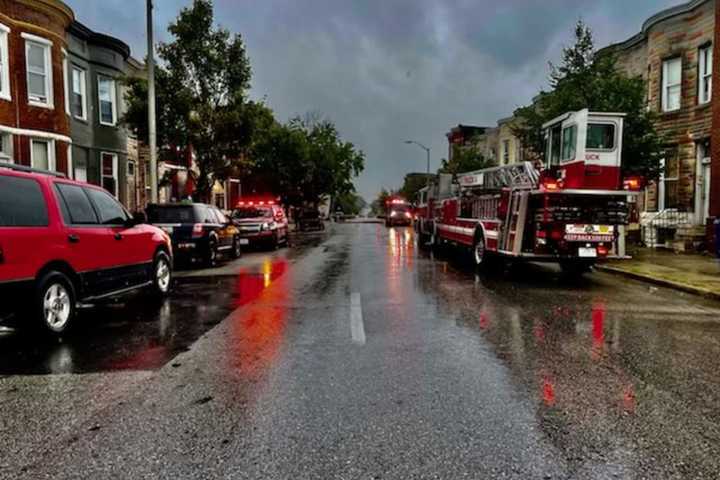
[542, 179, 560, 191]
[623, 176, 643, 191]
[236, 199, 276, 208]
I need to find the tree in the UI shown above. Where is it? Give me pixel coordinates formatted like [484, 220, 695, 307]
[399, 173, 434, 203]
[122, 0, 263, 200]
[513, 20, 664, 179]
[438, 144, 491, 176]
[249, 115, 365, 207]
[334, 192, 366, 216]
[370, 188, 392, 216]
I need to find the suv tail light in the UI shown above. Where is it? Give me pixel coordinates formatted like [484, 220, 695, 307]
[0, 244, 4, 264]
[192, 223, 204, 238]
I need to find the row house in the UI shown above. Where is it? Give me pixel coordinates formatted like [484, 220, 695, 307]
[605, 0, 715, 249]
[444, 115, 530, 168]
[0, 0, 143, 212]
[0, 0, 73, 172]
[66, 20, 132, 206]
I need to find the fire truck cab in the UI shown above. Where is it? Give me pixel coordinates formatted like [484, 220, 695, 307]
[543, 109, 625, 190]
[423, 110, 637, 275]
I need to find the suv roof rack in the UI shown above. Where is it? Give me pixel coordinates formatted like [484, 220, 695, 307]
[0, 161, 67, 178]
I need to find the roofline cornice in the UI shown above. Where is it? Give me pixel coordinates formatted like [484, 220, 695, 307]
[604, 0, 709, 52]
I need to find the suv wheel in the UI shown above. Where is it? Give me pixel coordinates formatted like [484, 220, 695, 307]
[231, 237, 242, 259]
[151, 252, 173, 296]
[35, 271, 76, 336]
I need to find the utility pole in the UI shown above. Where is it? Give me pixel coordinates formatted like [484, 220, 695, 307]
[147, 0, 158, 203]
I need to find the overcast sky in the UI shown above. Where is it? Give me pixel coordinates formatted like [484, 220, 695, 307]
[64, 0, 681, 202]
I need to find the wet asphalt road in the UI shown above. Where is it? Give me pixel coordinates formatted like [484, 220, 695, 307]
[2, 223, 720, 479]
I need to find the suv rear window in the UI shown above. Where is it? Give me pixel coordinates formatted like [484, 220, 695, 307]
[0, 176, 48, 226]
[147, 206, 196, 223]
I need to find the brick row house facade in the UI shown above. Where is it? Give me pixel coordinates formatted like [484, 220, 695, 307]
[605, 0, 715, 249]
[0, 0, 240, 214]
[0, 0, 73, 173]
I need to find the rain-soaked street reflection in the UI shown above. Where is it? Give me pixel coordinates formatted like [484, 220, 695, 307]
[413, 237, 720, 477]
[0, 277, 241, 375]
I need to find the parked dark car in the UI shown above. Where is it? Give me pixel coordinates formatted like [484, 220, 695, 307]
[231, 201, 289, 249]
[297, 208, 325, 232]
[0, 162, 172, 336]
[147, 203, 241, 267]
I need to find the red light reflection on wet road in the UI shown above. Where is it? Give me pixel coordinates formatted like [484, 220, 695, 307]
[591, 301, 606, 360]
[227, 258, 291, 382]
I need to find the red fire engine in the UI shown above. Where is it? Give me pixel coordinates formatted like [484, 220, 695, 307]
[416, 110, 639, 274]
[385, 196, 413, 227]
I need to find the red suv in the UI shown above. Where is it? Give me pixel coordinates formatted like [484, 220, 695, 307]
[0, 163, 173, 336]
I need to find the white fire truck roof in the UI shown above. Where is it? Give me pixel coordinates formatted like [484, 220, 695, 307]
[541, 110, 626, 130]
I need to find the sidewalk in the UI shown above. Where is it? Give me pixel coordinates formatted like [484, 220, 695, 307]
[597, 247, 720, 300]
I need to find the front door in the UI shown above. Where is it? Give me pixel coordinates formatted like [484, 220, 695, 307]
[696, 139, 711, 224]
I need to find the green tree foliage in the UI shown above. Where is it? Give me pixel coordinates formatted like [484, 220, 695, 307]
[249, 115, 365, 207]
[370, 188, 393, 216]
[438, 144, 492, 176]
[122, 0, 264, 201]
[399, 173, 434, 203]
[334, 192, 366, 216]
[513, 20, 664, 179]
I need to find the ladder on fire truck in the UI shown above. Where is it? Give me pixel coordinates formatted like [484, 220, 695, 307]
[457, 161, 540, 191]
[456, 162, 541, 254]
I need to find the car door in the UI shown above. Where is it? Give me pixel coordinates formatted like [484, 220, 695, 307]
[53, 182, 118, 297]
[213, 208, 235, 250]
[84, 187, 149, 289]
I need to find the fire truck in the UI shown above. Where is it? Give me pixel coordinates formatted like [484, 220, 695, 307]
[385, 195, 413, 227]
[416, 109, 639, 274]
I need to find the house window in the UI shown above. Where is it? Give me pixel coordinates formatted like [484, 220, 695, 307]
[661, 147, 680, 209]
[71, 66, 87, 120]
[73, 146, 88, 182]
[0, 23, 10, 101]
[561, 124, 577, 161]
[502, 140, 510, 164]
[662, 57, 682, 112]
[30, 139, 55, 171]
[63, 50, 69, 115]
[101, 152, 118, 197]
[127, 160, 135, 177]
[98, 76, 117, 125]
[699, 45, 712, 105]
[0, 133, 12, 162]
[23, 34, 53, 108]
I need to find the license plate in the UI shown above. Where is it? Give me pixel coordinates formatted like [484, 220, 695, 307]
[578, 247, 597, 258]
[239, 238, 249, 245]
[565, 224, 614, 235]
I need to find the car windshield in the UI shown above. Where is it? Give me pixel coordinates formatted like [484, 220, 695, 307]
[233, 207, 272, 219]
[147, 206, 195, 223]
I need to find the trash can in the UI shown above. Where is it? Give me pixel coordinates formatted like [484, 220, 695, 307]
[714, 218, 720, 257]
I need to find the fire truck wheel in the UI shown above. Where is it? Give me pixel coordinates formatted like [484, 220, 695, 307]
[473, 234, 488, 268]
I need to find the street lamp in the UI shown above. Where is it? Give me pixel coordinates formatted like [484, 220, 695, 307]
[404, 139, 431, 191]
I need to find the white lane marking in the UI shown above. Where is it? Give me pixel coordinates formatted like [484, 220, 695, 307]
[350, 292, 366, 345]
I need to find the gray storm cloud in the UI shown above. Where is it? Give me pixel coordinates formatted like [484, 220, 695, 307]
[65, 0, 681, 201]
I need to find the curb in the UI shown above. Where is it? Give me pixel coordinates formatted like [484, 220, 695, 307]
[595, 264, 720, 301]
